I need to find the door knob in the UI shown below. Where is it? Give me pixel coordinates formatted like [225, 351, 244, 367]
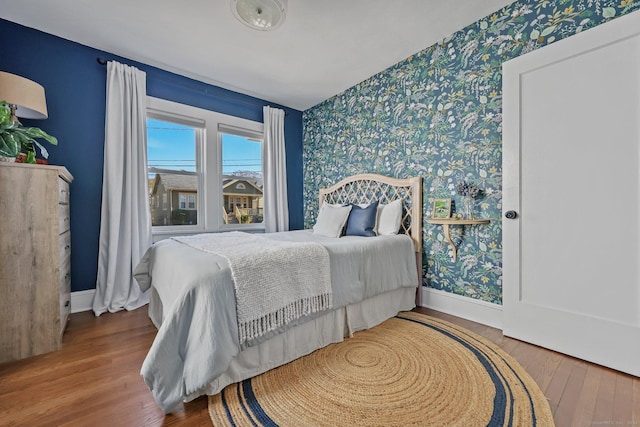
[505, 210, 518, 219]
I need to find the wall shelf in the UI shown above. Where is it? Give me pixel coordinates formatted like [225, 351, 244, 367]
[427, 218, 490, 261]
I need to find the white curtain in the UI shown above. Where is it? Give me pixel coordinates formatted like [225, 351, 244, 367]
[263, 106, 289, 233]
[93, 61, 152, 316]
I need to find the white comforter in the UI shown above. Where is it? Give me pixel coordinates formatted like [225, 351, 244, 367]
[134, 230, 418, 413]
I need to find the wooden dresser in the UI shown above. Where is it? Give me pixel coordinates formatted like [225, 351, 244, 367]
[0, 162, 73, 363]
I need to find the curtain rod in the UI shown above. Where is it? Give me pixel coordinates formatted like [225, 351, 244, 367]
[96, 57, 288, 115]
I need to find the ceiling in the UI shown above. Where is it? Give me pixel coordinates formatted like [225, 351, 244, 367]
[1, 0, 514, 111]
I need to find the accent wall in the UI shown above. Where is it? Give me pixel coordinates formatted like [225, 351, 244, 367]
[303, 0, 640, 304]
[0, 18, 304, 293]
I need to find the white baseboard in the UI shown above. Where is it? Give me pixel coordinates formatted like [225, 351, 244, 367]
[73, 287, 503, 327]
[71, 289, 95, 313]
[420, 287, 503, 330]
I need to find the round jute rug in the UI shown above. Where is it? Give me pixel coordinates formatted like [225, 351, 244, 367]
[208, 312, 554, 426]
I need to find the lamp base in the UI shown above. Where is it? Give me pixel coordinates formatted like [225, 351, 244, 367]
[8, 104, 20, 123]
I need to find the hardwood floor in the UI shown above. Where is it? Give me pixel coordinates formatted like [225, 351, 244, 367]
[0, 307, 637, 426]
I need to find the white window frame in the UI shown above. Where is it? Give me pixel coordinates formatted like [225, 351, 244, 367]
[147, 96, 264, 238]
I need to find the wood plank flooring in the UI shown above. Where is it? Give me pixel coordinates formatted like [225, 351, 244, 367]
[0, 306, 637, 426]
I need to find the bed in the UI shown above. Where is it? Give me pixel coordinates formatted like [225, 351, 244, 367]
[134, 173, 423, 413]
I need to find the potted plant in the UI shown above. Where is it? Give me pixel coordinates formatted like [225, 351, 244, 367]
[0, 100, 58, 163]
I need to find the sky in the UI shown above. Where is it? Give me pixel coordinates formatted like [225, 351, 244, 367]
[146, 118, 262, 175]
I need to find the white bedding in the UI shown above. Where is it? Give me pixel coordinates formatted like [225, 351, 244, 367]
[134, 229, 418, 413]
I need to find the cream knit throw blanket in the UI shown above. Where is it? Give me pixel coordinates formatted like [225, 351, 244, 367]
[172, 232, 332, 346]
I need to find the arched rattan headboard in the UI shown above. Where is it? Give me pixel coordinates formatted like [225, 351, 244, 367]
[318, 174, 422, 254]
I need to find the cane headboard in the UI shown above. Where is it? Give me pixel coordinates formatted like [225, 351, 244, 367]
[318, 173, 422, 253]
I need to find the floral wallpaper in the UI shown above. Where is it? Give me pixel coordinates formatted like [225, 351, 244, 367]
[302, 0, 640, 304]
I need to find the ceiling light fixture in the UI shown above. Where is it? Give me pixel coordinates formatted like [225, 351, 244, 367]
[231, 0, 287, 31]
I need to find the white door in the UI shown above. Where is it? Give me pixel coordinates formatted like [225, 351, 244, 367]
[502, 11, 640, 377]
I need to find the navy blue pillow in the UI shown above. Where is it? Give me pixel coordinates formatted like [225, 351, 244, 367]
[345, 201, 379, 237]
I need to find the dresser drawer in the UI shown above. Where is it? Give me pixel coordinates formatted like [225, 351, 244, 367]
[59, 204, 70, 233]
[58, 178, 70, 204]
[59, 231, 71, 264]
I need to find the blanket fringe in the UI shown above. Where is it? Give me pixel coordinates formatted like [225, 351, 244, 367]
[240, 293, 332, 343]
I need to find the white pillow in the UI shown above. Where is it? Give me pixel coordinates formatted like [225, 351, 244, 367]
[313, 203, 353, 237]
[376, 199, 403, 235]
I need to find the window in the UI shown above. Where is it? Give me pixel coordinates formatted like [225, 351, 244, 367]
[146, 97, 264, 235]
[221, 128, 264, 225]
[147, 114, 199, 227]
[177, 192, 197, 210]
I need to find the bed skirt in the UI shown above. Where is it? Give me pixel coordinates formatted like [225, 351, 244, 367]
[148, 286, 416, 403]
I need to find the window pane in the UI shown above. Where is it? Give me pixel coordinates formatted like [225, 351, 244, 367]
[147, 118, 198, 226]
[221, 133, 263, 225]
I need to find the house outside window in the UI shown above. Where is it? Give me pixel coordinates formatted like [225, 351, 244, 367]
[146, 96, 264, 235]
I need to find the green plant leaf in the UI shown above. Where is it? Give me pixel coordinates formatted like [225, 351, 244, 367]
[0, 135, 13, 157]
[602, 7, 616, 18]
[0, 102, 10, 126]
[21, 127, 58, 145]
[0, 133, 19, 157]
[33, 140, 49, 159]
[25, 150, 36, 164]
[0, 120, 19, 133]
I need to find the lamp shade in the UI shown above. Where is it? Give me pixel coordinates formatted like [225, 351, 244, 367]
[231, 0, 287, 31]
[0, 71, 48, 119]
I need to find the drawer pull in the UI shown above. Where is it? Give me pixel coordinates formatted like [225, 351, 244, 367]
[64, 300, 70, 308]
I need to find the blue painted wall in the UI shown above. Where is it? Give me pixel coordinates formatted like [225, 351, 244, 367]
[0, 18, 304, 292]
